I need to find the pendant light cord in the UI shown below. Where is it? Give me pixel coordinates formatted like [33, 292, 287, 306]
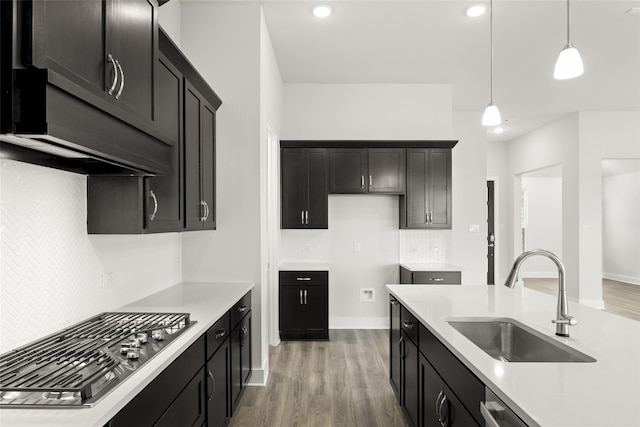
[489, 0, 494, 104]
[566, 0, 571, 44]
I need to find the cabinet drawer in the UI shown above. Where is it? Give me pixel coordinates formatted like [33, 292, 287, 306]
[412, 271, 461, 285]
[279, 271, 328, 286]
[400, 306, 419, 345]
[206, 311, 231, 360]
[231, 291, 252, 330]
[419, 324, 484, 425]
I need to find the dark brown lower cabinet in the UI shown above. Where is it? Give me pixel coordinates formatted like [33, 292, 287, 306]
[207, 339, 230, 427]
[155, 367, 206, 427]
[389, 296, 401, 400]
[279, 271, 329, 340]
[230, 311, 251, 416]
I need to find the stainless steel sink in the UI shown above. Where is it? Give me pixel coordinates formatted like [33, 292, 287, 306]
[447, 317, 596, 363]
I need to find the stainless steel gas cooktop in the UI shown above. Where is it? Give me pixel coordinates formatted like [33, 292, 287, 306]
[0, 312, 194, 408]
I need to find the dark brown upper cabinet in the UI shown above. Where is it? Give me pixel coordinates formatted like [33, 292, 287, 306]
[329, 148, 405, 194]
[87, 29, 221, 234]
[281, 148, 328, 229]
[184, 81, 216, 231]
[402, 148, 452, 229]
[1, 0, 173, 174]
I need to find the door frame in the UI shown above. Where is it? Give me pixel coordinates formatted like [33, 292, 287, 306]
[266, 123, 281, 346]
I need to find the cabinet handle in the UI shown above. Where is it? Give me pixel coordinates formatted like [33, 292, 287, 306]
[200, 201, 206, 221]
[439, 394, 448, 427]
[305, 210, 309, 225]
[369, 175, 372, 187]
[390, 300, 399, 306]
[398, 336, 404, 358]
[296, 277, 311, 281]
[114, 59, 125, 100]
[429, 277, 445, 282]
[241, 325, 248, 344]
[429, 211, 433, 224]
[436, 391, 444, 423]
[300, 289, 304, 305]
[301, 210, 305, 225]
[149, 190, 158, 221]
[361, 176, 364, 187]
[203, 201, 210, 221]
[402, 321, 415, 330]
[214, 329, 226, 339]
[107, 54, 119, 95]
[304, 289, 308, 305]
[207, 370, 215, 401]
[238, 305, 248, 313]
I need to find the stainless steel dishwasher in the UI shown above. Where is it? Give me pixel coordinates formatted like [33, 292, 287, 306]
[481, 388, 529, 427]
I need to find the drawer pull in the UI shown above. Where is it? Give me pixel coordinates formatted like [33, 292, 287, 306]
[429, 277, 445, 282]
[214, 329, 226, 339]
[296, 277, 312, 281]
[402, 321, 415, 330]
[238, 305, 248, 313]
[390, 300, 399, 306]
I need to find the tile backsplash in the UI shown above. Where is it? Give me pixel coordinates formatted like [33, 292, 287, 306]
[0, 160, 182, 352]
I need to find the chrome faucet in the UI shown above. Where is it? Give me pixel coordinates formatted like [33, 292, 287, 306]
[504, 249, 577, 337]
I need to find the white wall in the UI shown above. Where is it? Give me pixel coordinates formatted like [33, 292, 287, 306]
[0, 160, 182, 352]
[520, 177, 563, 277]
[487, 140, 510, 282]
[158, 0, 181, 47]
[603, 170, 640, 285]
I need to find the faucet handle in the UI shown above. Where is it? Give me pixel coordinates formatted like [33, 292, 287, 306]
[552, 315, 578, 326]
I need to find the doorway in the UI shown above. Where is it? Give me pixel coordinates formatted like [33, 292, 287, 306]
[487, 180, 495, 285]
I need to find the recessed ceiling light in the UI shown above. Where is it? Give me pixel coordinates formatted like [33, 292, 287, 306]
[313, 5, 333, 18]
[493, 127, 504, 134]
[466, 3, 487, 17]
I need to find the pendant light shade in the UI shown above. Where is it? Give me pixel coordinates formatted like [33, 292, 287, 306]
[482, 0, 501, 127]
[554, 0, 583, 79]
[482, 103, 502, 126]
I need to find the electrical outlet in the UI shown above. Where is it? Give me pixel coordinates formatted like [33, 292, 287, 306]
[102, 272, 115, 289]
[409, 247, 419, 253]
[353, 243, 361, 253]
[301, 244, 312, 253]
[360, 288, 375, 302]
[469, 224, 480, 232]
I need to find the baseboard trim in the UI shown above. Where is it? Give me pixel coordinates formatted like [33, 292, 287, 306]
[247, 358, 269, 386]
[603, 272, 640, 286]
[329, 317, 388, 329]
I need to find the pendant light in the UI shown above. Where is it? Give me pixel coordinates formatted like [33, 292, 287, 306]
[554, 0, 584, 79]
[482, 0, 501, 126]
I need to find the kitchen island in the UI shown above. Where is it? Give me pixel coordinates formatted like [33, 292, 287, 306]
[386, 284, 640, 426]
[0, 281, 253, 427]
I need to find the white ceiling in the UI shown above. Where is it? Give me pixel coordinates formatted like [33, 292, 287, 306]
[260, 0, 640, 142]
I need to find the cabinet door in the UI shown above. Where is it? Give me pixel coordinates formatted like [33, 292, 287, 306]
[306, 149, 329, 228]
[154, 368, 206, 427]
[389, 297, 401, 400]
[304, 285, 329, 339]
[428, 149, 452, 229]
[207, 339, 230, 427]
[368, 148, 405, 194]
[106, 0, 157, 122]
[25, 0, 106, 99]
[281, 149, 307, 228]
[230, 324, 242, 415]
[420, 354, 445, 427]
[240, 313, 252, 386]
[279, 285, 307, 339]
[406, 149, 429, 228]
[403, 332, 419, 427]
[184, 82, 204, 230]
[201, 101, 216, 230]
[145, 53, 183, 232]
[329, 148, 367, 193]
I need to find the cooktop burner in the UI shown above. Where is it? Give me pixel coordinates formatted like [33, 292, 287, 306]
[0, 312, 194, 408]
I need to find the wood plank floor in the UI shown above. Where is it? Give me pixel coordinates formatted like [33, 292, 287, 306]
[524, 278, 640, 322]
[229, 330, 409, 427]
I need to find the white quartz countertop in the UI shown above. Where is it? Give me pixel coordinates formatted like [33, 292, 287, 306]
[279, 261, 330, 271]
[386, 284, 640, 427]
[0, 281, 254, 427]
[400, 262, 462, 272]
